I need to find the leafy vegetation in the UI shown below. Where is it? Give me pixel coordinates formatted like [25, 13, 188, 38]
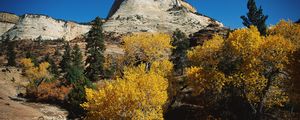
[122, 33, 173, 65]
[8, 1, 299, 119]
[186, 26, 295, 119]
[82, 62, 170, 119]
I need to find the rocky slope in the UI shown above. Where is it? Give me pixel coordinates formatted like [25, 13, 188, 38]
[0, 13, 91, 41]
[103, 0, 224, 35]
[0, 67, 68, 120]
[0, 22, 15, 37]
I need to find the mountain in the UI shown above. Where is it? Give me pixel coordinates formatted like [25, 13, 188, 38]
[0, 12, 91, 41]
[103, 0, 224, 35]
[0, 0, 226, 41]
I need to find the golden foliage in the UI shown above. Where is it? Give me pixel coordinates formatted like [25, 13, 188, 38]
[269, 20, 300, 107]
[268, 20, 300, 48]
[186, 66, 226, 95]
[20, 58, 51, 84]
[187, 35, 224, 67]
[186, 26, 295, 109]
[227, 26, 263, 58]
[104, 54, 126, 78]
[122, 33, 173, 64]
[82, 62, 172, 119]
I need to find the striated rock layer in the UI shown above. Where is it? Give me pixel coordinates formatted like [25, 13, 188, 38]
[0, 12, 19, 24]
[0, 12, 20, 36]
[103, 0, 224, 35]
[0, 22, 15, 37]
[1, 14, 91, 41]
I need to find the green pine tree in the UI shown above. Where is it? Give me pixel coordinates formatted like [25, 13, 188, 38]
[60, 42, 72, 73]
[171, 29, 190, 74]
[65, 44, 85, 84]
[0, 36, 5, 56]
[6, 37, 16, 66]
[85, 17, 105, 81]
[72, 44, 84, 69]
[241, 0, 268, 35]
[65, 44, 92, 117]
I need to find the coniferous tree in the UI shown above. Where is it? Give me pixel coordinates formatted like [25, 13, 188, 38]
[241, 0, 268, 35]
[0, 36, 5, 55]
[6, 37, 16, 66]
[72, 44, 84, 69]
[60, 42, 72, 73]
[171, 29, 190, 74]
[85, 17, 105, 81]
[66, 44, 92, 117]
[65, 44, 85, 84]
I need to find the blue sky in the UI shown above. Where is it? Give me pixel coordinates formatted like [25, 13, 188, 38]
[0, 0, 299, 28]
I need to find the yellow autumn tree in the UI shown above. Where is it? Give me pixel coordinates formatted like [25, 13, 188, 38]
[186, 26, 295, 116]
[268, 20, 300, 48]
[122, 33, 173, 65]
[20, 58, 51, 96]
[269, 20, 300, 109]
[81, 60, 172, 119]
[20, 58, 51, 85]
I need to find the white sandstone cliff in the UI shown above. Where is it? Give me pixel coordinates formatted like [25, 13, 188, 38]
[0, 12, 19, 36]
[1, 14, 91, 41]
[103, 0, 223, 35]
[0, 22, 15, 37]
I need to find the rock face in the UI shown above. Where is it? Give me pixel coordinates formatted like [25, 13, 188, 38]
[0, 22, 15, 37]
[0, 12, 20, 36]
[189, 25, 230, 47]
[1, 14, 91, 41]
[103, 0, 223, 35]
[0, 12, 19, 24]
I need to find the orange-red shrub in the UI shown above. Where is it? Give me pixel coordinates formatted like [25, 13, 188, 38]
[32, 80, 72, 102]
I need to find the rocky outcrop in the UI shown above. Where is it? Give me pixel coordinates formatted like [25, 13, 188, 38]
[189, 26, 230, 47]
[1, 14, 91, 41]
[0, 12, 19, 24]
[0, 12, 19, 36]
[103, 0, 223, 36]
[0, 22, 15, 37]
